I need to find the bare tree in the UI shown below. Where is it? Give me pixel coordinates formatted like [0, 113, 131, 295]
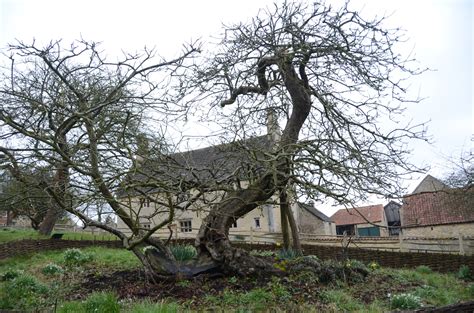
[0, 168, 64, 229]
[443, 147, 473, 190]
[187, 1, 426, 275]
[0, 0, 427, 279]
[0, 39, 203, 276]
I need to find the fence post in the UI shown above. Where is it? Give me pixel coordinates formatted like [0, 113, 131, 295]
[399, 232, 406, 252]
[459, 234, 465, 255]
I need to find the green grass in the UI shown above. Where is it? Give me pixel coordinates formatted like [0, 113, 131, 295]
[0, 246, 139, 275]
[320, 289, 365, 312]
[377, 267, 474, 308]
[0, 227, 118, 243]
[0, 228, 45, 242]
[0, 246, 473, 312]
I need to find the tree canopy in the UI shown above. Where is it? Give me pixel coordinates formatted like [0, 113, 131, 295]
[0, 1, 427, 278]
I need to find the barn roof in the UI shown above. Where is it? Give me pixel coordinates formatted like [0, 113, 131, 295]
[402, 189, 474, 228]
[331, 204, 384, 226]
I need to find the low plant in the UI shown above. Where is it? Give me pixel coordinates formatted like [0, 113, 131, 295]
[268, 277, 291, 302]
[128, 300, 180, 313]
[345, 259, 369, 272]
[42, 263, 64, 275]
[57, 301, 86, 313]
[170, 244, 197, 262]
[0, 268, 24, 281]
[176, 280, 191, 288]
[390, 293, 423, 310]
[277, 248, 300, 260]
[83, 291, 120, 313]
[457, 265, 473, 281]
[415, 265, 433, 274]
[319, 289, 364, 311]
[467, 283, 474, 297]
[63, 248, 93, 267]
[0, 274, 50, 310]
[368, 261, 380, 271]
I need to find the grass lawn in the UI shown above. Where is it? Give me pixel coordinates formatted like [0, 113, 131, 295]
[0, 246, 472, 312]
[0, 227, 117, 242]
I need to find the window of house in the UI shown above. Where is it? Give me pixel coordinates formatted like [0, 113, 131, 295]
[139, 198, 151, 207]
[180, 220, 192, 232]
[231, 220, 238, 228]
[143, 223, 151, 229]
[254, 217, 261, 229]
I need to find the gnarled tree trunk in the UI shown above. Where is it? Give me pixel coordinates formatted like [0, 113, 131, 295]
[194, 54, 312, 275]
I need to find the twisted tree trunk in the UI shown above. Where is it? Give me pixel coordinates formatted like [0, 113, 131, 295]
[193, 55, 312, 275]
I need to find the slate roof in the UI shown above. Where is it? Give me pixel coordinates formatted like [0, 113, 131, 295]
[331, 204, 385, 226]
[119, 135, 273, 196]
[402, 189, 474, 227]
[298, 202, 332, 222]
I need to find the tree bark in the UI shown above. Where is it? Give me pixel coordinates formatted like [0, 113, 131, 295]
[194, 53, 311, 275]
[279, 192, 291, 250]
[39, 133, 70, 236]
[280, 188, 302, 254]
[38, 206, 61, 235]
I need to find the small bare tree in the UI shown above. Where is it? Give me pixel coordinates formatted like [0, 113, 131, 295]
[0, 39, 203, 276]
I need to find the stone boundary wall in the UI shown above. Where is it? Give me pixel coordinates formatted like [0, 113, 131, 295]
[1, 239, 473, 273]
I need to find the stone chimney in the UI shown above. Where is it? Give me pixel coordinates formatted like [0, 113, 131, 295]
[266, 108, 281, 143]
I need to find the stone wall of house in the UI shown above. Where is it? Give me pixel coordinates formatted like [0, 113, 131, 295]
[117, 192, 286, 238]
[402, 223, 474, 237]
[298, 207, 335, 235]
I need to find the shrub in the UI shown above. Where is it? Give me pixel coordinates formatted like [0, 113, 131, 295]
[369, 261, 380, 271]
[42, 263, 64, 275]
[83, 291, 120, 313]
[467, 283, 474, 297]
[0, 274, 50, 310]
[63, 248, 93, 267]
[390, 293, 423, 310]
[345, 259, 369, 272]
[0, 269, 24, 281]
[416, 265, 433, 274]
[268, 277, 291, 302]
[170, 244, 197, 262]
[457, 265, 473, 281]
[277, 249, 300, 260]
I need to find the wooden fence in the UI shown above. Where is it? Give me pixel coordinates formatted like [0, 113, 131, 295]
[9, 224, 473, 256]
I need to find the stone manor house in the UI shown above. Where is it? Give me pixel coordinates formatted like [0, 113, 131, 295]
[117, 132, 336, 239]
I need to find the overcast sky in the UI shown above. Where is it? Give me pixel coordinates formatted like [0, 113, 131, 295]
[1, 0, 472, 210]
